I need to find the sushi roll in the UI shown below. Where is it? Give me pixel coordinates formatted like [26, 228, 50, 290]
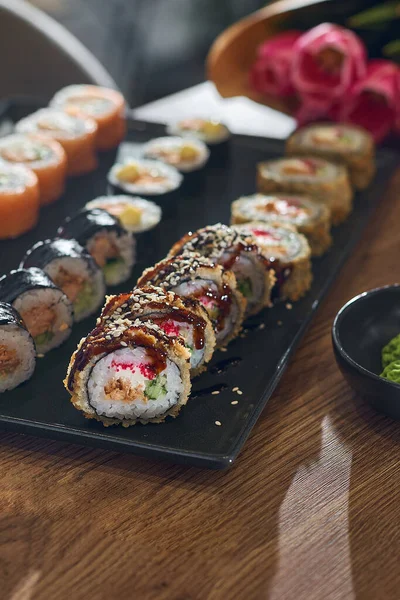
[286, 123, 375, 190]
[0, 268, 73, 354]
[100, 286, 216, 376]
[85, 195, 161, 233]
[50, 84, 126, 150]
[233, 222, 312, 302]
[108, 159, 182, 197]
[15, 108, 98, 176]
[64, 319, 191, 426]
[167, 118, 231, 146]
[137, 252, 246, 347]
[0, 163, 39, 239]
[0, 134, 67, 205]
[231, 193, 332, 257]
[21, 239, 105, 323]
[257, 157, 353, 226]
[58, 208, 136, 286]
[168, 223, 274, 316]
[142, 137, 209, 172]
[0, 302, 36, 392]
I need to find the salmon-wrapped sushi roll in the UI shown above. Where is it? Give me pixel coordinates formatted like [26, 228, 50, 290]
[50, 85, 126, 150]
[65, 319, 191, 426]
[138, 252, 246, 347]
[286, 123, 375, 190]
[0, 163, 39, 239]
[257, 157, 353, 226]
[16, 109, 97, 176]
[0, 134, 67, 205]
[100, 286, 216, 377]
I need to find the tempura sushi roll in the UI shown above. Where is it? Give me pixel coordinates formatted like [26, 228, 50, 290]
[231, 193, 332, 256]
[143, 137, 209, 172]
[0, 163, 39, 239]
[65, 319, 191, 426]
[257, 157, 353, 226]
[138, 253, 245, 347]
[233, 222, 312, 302]
[58, 208, 135, 286]
[168, 223, 274, 316]
[108, 159, 182, 197]
[0, 302, 36, 392]
[100, 286, 216, 376]
[0, 267, 73, 354]
[286, 123, 375, 190]
[167, 118, 231, 146]
[85, 195, 162, 233]
[50, 84, 126, 150]
[21, 239, 105, 323]
[16, 108, 97, 176]
[0, 134, 67, 205]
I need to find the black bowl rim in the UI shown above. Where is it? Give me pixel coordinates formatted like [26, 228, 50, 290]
[332, 284, 400, 391]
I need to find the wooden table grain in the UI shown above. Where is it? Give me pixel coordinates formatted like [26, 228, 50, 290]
[2, 170, 400, 600]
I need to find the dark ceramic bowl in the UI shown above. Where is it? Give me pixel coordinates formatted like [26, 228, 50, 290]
[332, 285, 400, 419]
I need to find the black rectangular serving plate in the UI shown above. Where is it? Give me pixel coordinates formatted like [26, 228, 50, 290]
[0, 99, 398, 469]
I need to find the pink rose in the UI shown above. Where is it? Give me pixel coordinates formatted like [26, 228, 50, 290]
[249, 31, 302, 97]
[395, 69, 400, 136]
[338, 60, 399, 142]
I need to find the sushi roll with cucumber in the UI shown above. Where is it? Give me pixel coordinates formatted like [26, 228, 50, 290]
[167, 118, 231, 146]
[142, 137, 209, 172]
[108, 159, 182, 197]
[231, 193, 332, 256]
[58, 208, 136, 286]
[168, 223, 274, 316]
[137, 252, 246, 347]
[286, 123, 375, 190]
[257, 157, 353, 226]
[0, 163, 39, 240]
[21, 239, 105, 323]
[0, 268, 73, 354]
[100, 286, 216, 376]
[85, 195, 161, 233]
[0, 302, 36, 392]
[233, 222, 312, 302]
[65, 319, 191, 426]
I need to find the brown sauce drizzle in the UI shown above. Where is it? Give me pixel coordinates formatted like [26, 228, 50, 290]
[191, 282, 233, 333]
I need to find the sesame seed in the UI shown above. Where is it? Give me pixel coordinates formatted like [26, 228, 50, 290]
[232, 387, 238, 392]
[236, 390, 243, 395]
[286, 303, 292, 310]
[219, 347, 227, 352]
[277, 320, 282, 326]
[215, 421, 222, 426]
[231, 400, 238, 405]
[37, 353, 44, 358]
[259, 323, 266, 330]
[211, 390, 220, 395]
[120, 341, 127, 347]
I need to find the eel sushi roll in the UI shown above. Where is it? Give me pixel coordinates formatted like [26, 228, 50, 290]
[58, 208, 135, 286]
[168, 223, 274, 316]
[167, 118, 231, 146]
[21, 239, 105, 323]
[15, 108, 98, 176]
[0, 268, 73, 354]
[257, 157, 353, 226]
[0, 302, 36, 392]
[231, 193, 332, 256]
[65, 319, 191, 426]
[233, 222, 312, 302]
[85, 195, 162, 233]
[138, 252, 246, 347]
[0, 163, 39, 239]
[286, 123, 375, 190]
[50, 84, 126, 150]
[142, 137, 209, 172]
[108, 159, 182, 198]
[0, 134, 67, 205]
[100, 285, 216, 376]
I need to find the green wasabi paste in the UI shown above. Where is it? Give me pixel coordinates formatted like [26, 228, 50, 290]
[380, 360, 400, 383]
[381, 333, 400, 369]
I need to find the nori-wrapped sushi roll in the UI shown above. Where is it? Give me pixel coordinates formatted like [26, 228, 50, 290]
[0, 302, 36, 392]
[108, 158, 182, 197]
[142, 137, 209, 172]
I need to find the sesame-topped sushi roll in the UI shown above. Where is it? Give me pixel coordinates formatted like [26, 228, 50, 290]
[85, 195, 161, 233]
[231, 193, 332, 256]
[50, 85, 126, 150]
[257, 157, 353, 226]
[21, 239, 105, 323]
[167, 118, 231, 146]
[286, 123, 375, 190]
[143, 137, 209, 172]
[65, 319, 191, 426]
[137, 253, 245, 347]
[0, 302, 36, 392]
[0, 134, 67, 205]
[168, 223, 274, 316]
[108, 159, 182, 197]
[0, 163, 39, 239]
[58, 208, 135, 286]
[233, 222, 312, 302]
[16, 108, 97, 176]
[100, 286, 216, 376]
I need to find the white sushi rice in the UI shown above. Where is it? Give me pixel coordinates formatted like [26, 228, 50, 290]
[85, 195, 162, 233]
[50, 85, 115, 117]
[220, 250, 265, 313]
[0, 134, 58, 168]
[87, 347, 182, 420]
[16, 109, 96, 140]
[108, 159, 183, 196]
[142, 136, 210, 172]
[167, 119, 231, 144]
[86, 230, 136, 286]
[0, 325, 35, 392]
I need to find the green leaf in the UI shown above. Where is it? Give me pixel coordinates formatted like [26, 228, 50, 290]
[383, 39, 400, 56]
[348, 1, 400, 28]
